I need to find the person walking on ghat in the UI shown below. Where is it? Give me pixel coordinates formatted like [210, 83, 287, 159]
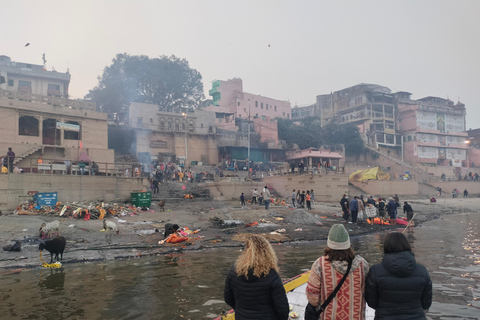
[310, 189, 315, 208]
[251, 188, 258, 204]
[306, 224, 369, 319]
[224, 235, 289, 320]
[464, 189, 468, 198]
[387, 197, 397, 225]
[152, 177, 159, 194]
[263, 186, 271, 210]
[403, 201, 414, 222]
[6, 147, 15, 174]
[292, 189, 296, 208]
[340, 194, 350, 223]
[350, 196, 359, 223]
[365, 232, 432, 319]
[306, 190, 312, 210]
[240, 193, 245, 207]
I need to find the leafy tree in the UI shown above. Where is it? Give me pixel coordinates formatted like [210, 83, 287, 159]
[322, 122, 365, 156]
[86, 53, 204, 116]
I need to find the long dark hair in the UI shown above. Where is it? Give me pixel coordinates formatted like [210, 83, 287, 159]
[384, 232, 412, 254]
[324, 247, 355, 263]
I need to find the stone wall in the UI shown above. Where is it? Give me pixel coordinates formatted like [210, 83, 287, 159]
[203, 180, 265, 201]
[262, 174, 349, 202]
[349, 180, 419, 196]
[0, 174, 147, 211]
[427, 181, 480, 196]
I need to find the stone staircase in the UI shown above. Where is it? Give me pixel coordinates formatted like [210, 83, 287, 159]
[13, 146, 42, 164]
[418, 182, 439, 197]
[348, 182, 368, 196]
[365, 146, 436, 182]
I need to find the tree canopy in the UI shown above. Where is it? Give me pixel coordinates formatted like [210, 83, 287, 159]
[85, 53, 204, 116]
[277, 118, 364, 156]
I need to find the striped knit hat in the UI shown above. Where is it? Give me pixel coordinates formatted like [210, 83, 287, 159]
[327, 224, 351, 250]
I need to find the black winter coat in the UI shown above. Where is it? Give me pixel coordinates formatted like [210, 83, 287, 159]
[365, 251, 432, 320]
[224, 266, 289, 320]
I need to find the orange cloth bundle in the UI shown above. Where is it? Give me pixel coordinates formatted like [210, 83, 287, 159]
[166, 234, 188, 243]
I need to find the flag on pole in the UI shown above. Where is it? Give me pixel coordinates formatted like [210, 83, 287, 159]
[79, 141, 83, 150]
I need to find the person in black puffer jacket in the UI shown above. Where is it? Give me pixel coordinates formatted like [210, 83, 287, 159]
[224, 234, 289, 320]
[365, 232, 432, 319]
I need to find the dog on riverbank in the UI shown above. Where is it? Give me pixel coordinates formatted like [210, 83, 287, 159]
[39, 236, 66, 263]
[103, 219, 119, 235]
[158, 200, 165, 212]
[39, 220, 60, 238]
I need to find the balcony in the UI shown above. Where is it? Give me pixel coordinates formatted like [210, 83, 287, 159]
[209, 87, 218, 96]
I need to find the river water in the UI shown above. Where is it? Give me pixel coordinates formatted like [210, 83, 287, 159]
[0, 213, 479, 320]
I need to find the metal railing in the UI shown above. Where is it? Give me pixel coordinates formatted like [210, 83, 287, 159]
[2, 157, 144, 178]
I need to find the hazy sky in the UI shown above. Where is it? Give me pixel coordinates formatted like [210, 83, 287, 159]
[2, 1, 480, 128]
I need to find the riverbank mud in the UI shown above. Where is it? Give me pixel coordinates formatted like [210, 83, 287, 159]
[0, 196, 476, 269]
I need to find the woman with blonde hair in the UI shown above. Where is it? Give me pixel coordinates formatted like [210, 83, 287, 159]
[224, 234, 289, 320]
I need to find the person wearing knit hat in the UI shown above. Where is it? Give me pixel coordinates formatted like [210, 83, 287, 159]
[327, 224, 351, 250]
[306, 224, 369, 319]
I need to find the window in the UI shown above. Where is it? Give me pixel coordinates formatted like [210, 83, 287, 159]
[18, 80, 32, 93]
[255, 101, 258, 107]
[150, 118, 153, 123]
[283, 112, 285, 116]
[168, 122, 173, 130]
[175, 123, 180, 131]
[238, 102, 240, 106]
[19, 80, 31, 87]
[355, 97, 363, 105]
[18, 115, 39, 136]
[182, 123, 186, 131]
[201, 124, 204, 128]
[275, 106, 277, 111]
[160, 122, 165, 130]
[261, 103, 264, 109]
[266, 104, 269, 110]
[256, 113, 258, 117]
[137, 117, 143, 126]
[287, 114, 290, 119]
[8, 79, 13, 86]
[63, 121, 80, 140]
[189, 121, 194, 132]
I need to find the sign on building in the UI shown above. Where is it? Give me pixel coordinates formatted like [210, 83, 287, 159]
[56, 122, 80, 132]
[150, 140, 168, 148]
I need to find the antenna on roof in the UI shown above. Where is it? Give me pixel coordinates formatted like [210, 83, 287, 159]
[42, 53, 47, 69]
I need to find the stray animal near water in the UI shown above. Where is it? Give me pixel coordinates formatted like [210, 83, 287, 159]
[39, 236, 66, 263]
[103, 220, 119, 235]
[158, 200, 165, 212]
[39, 220, 60, 238]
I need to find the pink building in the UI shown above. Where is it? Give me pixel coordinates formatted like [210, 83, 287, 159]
[396, 92, 468, 167]
[205, 78, 291, 130]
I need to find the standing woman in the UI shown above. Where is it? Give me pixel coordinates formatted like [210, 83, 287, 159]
[306, 224, 369, 319]
[224, 235, 289, 320]
[365, 232, 432, 319]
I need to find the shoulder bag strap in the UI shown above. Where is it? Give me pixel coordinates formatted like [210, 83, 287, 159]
[317, 259, 353, 315]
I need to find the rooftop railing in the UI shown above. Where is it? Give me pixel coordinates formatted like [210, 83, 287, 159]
[0, 89, 96, 110]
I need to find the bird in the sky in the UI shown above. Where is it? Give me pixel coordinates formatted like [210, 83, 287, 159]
[25, 43, 30, 47]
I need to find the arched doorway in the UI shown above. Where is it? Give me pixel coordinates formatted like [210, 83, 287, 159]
[19, 115, 39, 136]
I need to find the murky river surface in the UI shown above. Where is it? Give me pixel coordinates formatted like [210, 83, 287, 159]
[1, 213, 479, 320]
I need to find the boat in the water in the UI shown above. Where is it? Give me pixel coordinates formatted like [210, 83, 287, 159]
[215, 271, 375, 320]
